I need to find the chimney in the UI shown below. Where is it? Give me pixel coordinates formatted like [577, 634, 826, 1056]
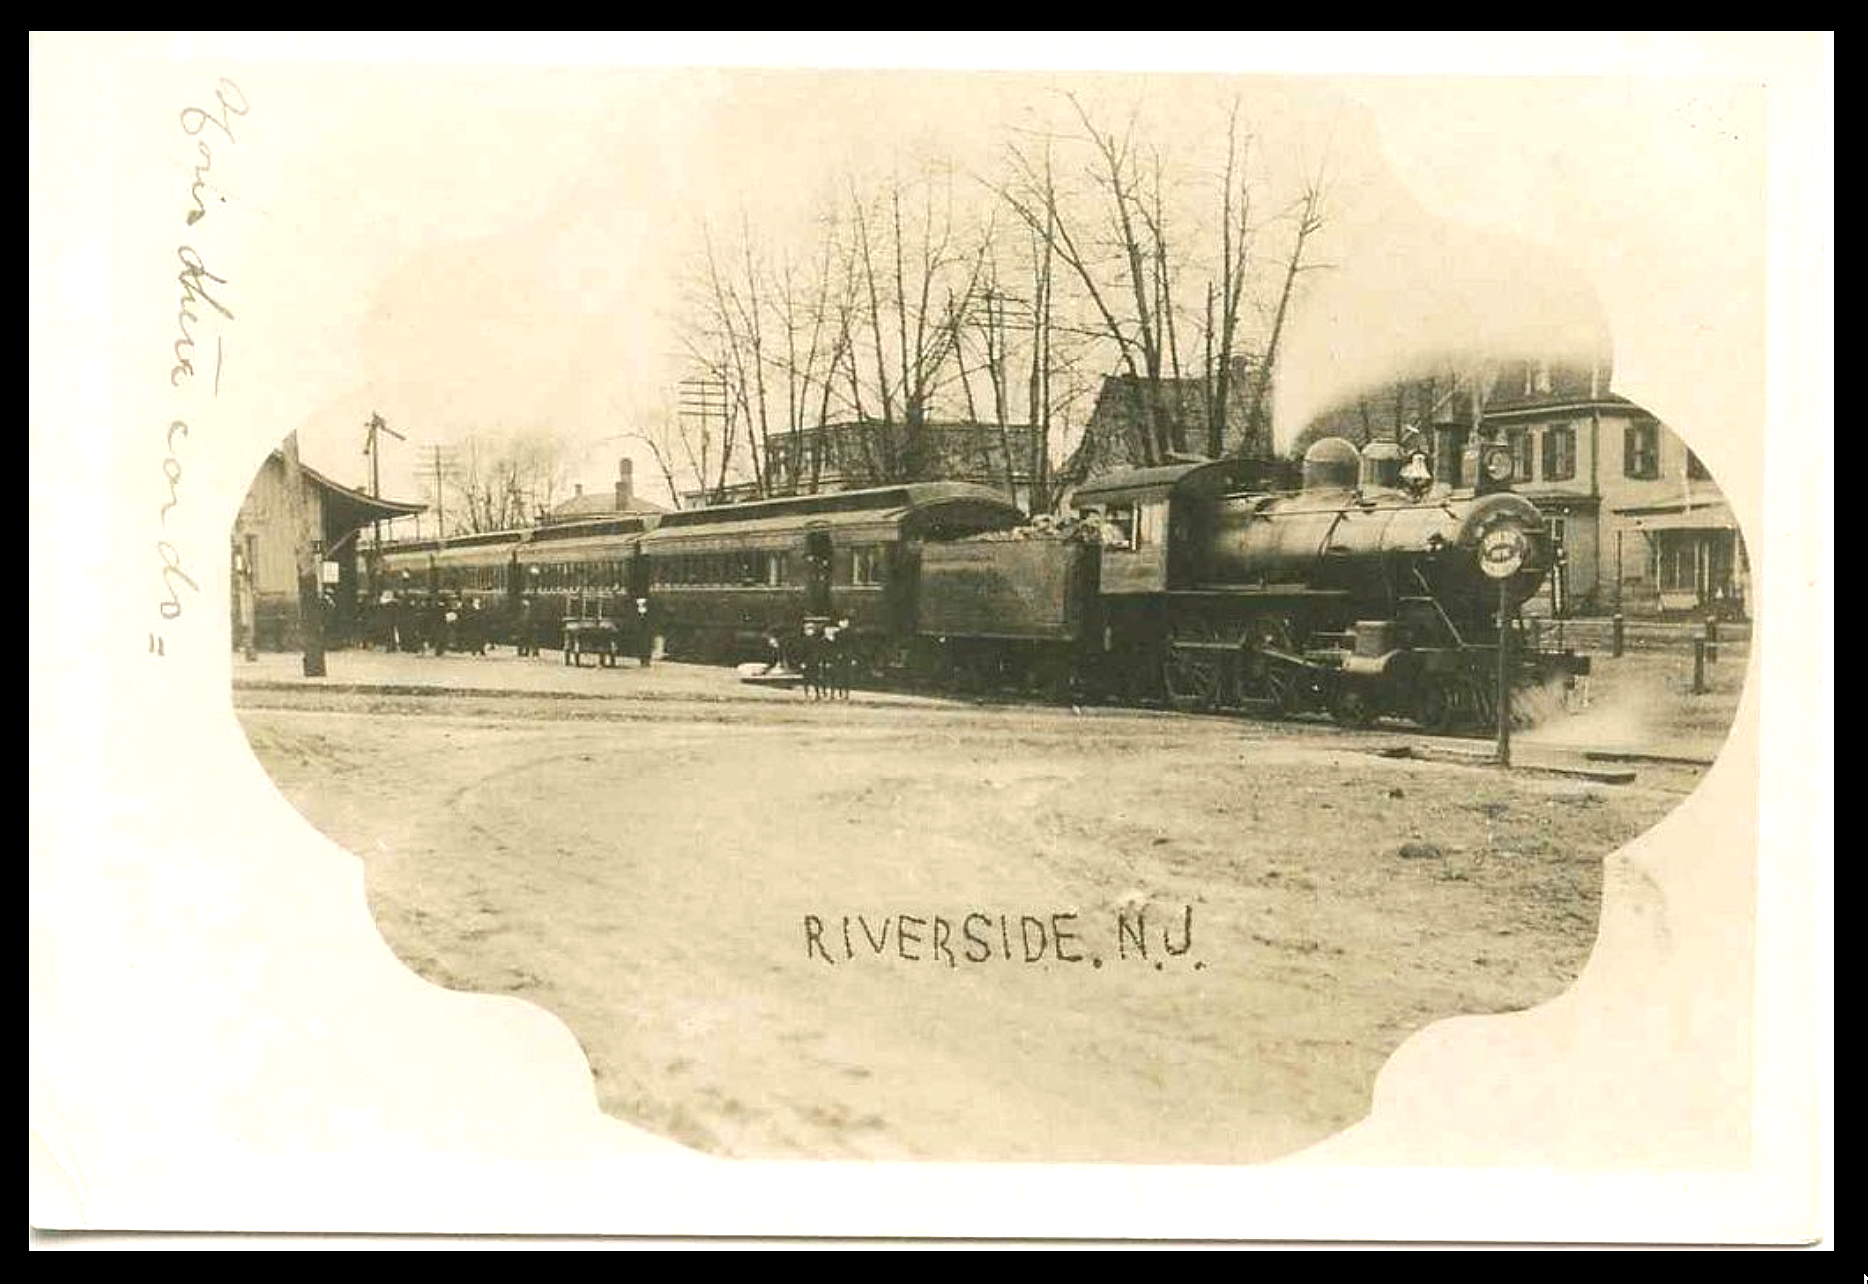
[573, 483, 584, 497]
[615, 457, 634, 510]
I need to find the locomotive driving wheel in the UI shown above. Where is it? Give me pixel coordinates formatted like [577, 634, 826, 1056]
[1163, 619, 1230, 712]
[1238, 615, 1303, 709]
[1409, 676, 1456, 735]
[1330, 683, 1379, 730]
[1261, 665, 1303, 719]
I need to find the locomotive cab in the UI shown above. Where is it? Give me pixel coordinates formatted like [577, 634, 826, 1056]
[1071, 459, 1245, 596]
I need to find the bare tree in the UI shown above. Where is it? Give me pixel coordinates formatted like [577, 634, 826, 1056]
[998, 93, 1291, 471]
[1000, 98, 1179, 466]
[1240, 169, 1328, 456]
[618, 423, 692, 511]
[1206, 101, 1255, 459]
[444, 429, 572, 532]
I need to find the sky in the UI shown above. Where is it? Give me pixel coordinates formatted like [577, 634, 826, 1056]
[197, 52, 1761, 533]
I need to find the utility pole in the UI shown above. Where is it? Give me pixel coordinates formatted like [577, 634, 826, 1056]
[424, 444, 459, 539]
[361, 411, 405, 600]
[679, 375, 730, 504]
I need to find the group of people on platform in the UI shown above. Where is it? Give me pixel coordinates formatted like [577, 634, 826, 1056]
[366, 592, 858, 697]
[762, 617, 854, 701]
[366, 592, 654, 666]
[369, 592, 493, 657]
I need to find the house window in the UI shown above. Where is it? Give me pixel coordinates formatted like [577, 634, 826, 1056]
[1507, 428, 1534, 482]
[1532, 361, 1552, 396]
[765, 552, 785, 587]
[1624, 422, 1660, 479]
[1687, 449, 1712, 481]
[1542, 424, 1577, 482]
[1655, 535, 1699, 592]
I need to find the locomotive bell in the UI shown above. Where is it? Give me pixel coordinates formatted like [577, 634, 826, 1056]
[1301, 437, 1360, 491]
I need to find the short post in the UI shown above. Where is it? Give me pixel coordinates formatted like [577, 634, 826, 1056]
[298, 564, 327, 678]
[1496, 578, 1512, 768]
[1705, 616, 1720, 665]
[1612, 612, 1625, 659]
[1528, 617, 1541, 654]
[1477, 521, 1528, 768]
[1692, 636, 1708, 694]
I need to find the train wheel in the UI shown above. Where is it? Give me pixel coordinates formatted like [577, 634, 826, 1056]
[1467, 678, 1496, 733]
[905, 638, 947, 690]
[1330, 685, 1378, 730]
[1263, 666, 1301, 719]
[1163, 621, 1228, 712]
[1034, 652, 1075, 704]
[1410, 677, 1455, 735]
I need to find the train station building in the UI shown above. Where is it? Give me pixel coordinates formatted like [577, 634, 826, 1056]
[230, 442, 426, 651]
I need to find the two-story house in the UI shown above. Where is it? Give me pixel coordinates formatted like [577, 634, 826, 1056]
[1472, 359, 1748, 619]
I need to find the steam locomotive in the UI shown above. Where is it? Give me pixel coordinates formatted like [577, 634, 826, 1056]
[916, 434, 1582, 731]
[374, 433, 1584, 732]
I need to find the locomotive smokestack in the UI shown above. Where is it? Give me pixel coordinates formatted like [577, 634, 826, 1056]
[615, 457, 633, 510]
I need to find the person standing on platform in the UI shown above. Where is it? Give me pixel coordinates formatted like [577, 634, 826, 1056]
[800, 620, 822, 700]
[830, 617, 854, 700]
[633, 597, 654, 668]
[517, 594, 539, 658]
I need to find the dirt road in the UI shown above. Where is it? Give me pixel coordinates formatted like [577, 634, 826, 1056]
[236, 677, 1691, 1164]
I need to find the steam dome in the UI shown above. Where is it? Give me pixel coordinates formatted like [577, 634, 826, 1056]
[1302, 437, 1361, 491]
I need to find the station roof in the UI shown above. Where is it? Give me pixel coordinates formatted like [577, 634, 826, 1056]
[281, 453, 427, 526]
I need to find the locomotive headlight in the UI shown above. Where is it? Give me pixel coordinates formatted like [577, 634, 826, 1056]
[1482, 447, 1514, 484]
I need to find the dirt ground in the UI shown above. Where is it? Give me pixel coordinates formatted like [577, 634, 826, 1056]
[232, 656, 1718, 1165]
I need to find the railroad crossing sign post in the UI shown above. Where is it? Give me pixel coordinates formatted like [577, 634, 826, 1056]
[1480, 524, 1530, 767]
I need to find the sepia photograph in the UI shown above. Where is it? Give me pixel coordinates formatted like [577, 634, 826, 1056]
[30, 32, 1830, 1245]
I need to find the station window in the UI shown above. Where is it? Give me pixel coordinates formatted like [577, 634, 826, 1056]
[1624, 421, 1660, 479]
[766, 552, 786, 587]
[1542, 424, 1576, 482]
